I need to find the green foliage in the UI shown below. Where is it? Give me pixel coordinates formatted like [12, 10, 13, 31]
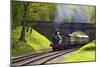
[64, 5, 96, 23]
[12, 1, 57, 29]
[84, 6, 96, 23]
[63, 40, 96, 62]
[66, 16, 72, 22]
[27, 2, 57, 21]
[12, 1, 24, 29]
[11, 26, 51, 57]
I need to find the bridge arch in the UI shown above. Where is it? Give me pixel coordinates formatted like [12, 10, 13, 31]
[26, 21, 95, 41]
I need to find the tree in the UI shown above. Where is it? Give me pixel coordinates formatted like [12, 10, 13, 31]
[12, 1, 24, 29]
[19, 2, 29, 41]
[12, 1, 57, 41]
[26, 3, 57, 21]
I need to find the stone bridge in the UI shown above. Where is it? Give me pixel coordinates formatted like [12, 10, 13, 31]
[26, 21, 96, 41]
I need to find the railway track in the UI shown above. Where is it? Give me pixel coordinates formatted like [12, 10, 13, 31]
[11, 48, 78, 66]
[12, 51, 52, 63]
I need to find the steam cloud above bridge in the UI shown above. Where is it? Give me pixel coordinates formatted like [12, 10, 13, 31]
[53, 4, 91, 31]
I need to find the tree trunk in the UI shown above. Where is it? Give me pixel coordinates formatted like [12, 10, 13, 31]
[30, 27, 32, 34]
[19, 22, 26, 41]
[26, 26, 29, 32]
[19, 2, 28, 41]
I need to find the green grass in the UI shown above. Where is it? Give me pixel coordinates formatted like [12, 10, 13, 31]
[11, 26, 51, 57]
[63, 40, 96, 63]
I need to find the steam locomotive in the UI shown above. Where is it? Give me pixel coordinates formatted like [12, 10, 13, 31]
[50, 32, 89, 51]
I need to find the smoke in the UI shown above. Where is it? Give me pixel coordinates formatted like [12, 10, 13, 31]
[53, 4, 89, 31]
[72, 6, 89, 23]
[53, 4, 73, 31]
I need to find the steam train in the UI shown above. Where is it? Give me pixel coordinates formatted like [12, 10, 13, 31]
[50, 33, 89, 51]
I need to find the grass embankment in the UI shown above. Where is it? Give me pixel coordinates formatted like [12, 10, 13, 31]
[12, 26, 51, 57]
[63, 40, 96, 63]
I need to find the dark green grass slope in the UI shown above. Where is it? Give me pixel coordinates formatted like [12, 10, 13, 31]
[63, 40, 96, 63]
[11, 26, 51, 57]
